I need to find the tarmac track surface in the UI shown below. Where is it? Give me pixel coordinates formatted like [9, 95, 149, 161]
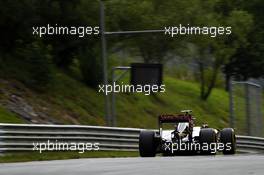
[0, 154, 264, 175]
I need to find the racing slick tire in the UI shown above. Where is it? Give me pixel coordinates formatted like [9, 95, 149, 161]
[139, 130, 157, 157]
[199, 128, 217, 155]
[220, 128, 236, 155]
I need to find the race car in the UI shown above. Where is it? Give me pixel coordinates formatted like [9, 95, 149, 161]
[139, 110, 236, 157]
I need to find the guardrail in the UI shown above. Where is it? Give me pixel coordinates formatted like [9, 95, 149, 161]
[0, 123, 263, 154]
[0, 123, 141, 152]
[236, 135, 264, 153]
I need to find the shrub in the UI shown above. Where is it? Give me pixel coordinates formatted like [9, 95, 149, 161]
[1, 40, 54, 91]
[78, 47, 103, 88]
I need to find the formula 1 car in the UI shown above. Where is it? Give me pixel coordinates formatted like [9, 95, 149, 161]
[139, 110, 236, 157]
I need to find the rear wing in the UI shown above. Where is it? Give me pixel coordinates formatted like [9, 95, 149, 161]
[158, 114, 194, 135]
[158, 114, 192, 123]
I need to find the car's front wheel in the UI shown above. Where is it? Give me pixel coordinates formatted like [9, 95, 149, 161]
[220, 128, 236, 154]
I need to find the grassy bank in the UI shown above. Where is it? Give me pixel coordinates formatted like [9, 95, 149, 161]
[0, 69, 259, 132]
[0, 106, 24, 123]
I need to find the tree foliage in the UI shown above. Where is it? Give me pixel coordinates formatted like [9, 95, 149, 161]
[0, 0, 263, 99]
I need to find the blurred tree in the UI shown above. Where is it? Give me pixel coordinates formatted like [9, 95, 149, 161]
[105, 0, 185, 63]
[105, 0, 254, 100]
[184, 1, 253, 100]
[0, 0, 103, 89]
[223, 0, 264, 88]
[0, 0, 262, 95]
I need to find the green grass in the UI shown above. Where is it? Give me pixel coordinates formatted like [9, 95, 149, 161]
[0, 69, 263, 135]
[42, 72, 233, 129]
[113, 76, 241, 130]
[0, 151, 139, 163]
[0, 106, 24, 123]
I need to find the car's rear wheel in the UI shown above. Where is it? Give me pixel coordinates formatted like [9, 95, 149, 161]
[220, 128, 236, 154]
[199, 128, 217, 155]
[139, 130, 157, 157]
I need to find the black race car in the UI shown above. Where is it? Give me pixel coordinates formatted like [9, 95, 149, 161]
[139, 110, 236, 157]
